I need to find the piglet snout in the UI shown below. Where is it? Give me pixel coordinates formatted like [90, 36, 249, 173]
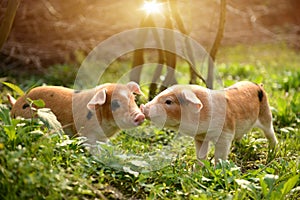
[134, 113, 145, 126]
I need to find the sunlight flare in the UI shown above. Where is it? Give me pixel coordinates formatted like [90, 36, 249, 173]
[142, 0, 163, 15]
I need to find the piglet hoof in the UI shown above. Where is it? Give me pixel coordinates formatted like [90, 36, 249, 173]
[134, 113, 145, 126]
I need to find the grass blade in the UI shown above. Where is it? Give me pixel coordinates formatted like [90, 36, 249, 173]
[2, 82, 25, 96]
[281, 175, 299, 198]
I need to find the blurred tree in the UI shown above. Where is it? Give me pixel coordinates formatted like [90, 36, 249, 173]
[131, 0, 226, 94]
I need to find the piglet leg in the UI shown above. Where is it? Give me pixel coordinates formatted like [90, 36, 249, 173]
[194, 138, 209, 166]
[214, 131, 234, 164]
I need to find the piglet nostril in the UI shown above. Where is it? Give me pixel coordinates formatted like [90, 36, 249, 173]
[134, 113, 145, 125]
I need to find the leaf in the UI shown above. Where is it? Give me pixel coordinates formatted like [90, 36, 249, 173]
[281, 175, 299, 197]
[37, 108, 63, 136]
[201, 176, 212, 182]
[123, 166, 139, 177]
[235, 179, 252, 189]
[260, 176, 269, 197]
[29, 130, 44, 136]
[3, 125, 16, 141]
[58, 139, 74, 147]
[30, 99, 45, 108]
[2, 82, 25, 96]
[78, 188, 93, 195]
[280, 128, 290, 133]
[264, 174, 279, 188]
[235, 178, 261, 199]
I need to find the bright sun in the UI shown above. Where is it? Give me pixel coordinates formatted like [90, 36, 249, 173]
[142, 0, 163, 15]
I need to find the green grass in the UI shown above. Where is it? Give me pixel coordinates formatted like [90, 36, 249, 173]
[0, 43, 299, 199]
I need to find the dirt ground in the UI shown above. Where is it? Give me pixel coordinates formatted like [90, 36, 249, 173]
[0, 0, 299, 75]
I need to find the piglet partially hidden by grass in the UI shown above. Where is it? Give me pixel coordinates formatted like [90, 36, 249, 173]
[141, 81, 278, 164]
[8, 82, 145, 144]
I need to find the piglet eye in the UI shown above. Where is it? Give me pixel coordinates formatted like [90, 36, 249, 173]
[165, 99, 173, 105]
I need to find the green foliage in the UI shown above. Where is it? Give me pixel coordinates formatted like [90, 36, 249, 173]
[0, 104, 109, 199]
[0, 43, 299, 199]
[276, 71, 300, 92]
[44, 64, 79, 87]
[0, 104, 43, 150]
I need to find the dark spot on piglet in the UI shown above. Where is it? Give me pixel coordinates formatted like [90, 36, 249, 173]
[111, 99, 120, 111]
[86, 110, 93, 120]
[258, 89, 263, 102]
[74, 90, 81, 94]
[22, 103, 30, 109]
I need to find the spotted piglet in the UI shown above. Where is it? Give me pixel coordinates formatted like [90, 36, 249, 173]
[141, 81, 278, 164]
[8, 82, 145, 144]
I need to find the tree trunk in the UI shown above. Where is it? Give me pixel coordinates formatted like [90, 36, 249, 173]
[207, 0, 226, 89]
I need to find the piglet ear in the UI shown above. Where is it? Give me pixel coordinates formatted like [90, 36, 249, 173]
[182, 89, 203, 113]
[87, 89, 107, 111]
[126, 81, 144, 95]
[7, 94, 16, 106]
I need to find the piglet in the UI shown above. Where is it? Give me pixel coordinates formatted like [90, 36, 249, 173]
[141, 81, 278, 164]
[8, 82, 145, 144]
